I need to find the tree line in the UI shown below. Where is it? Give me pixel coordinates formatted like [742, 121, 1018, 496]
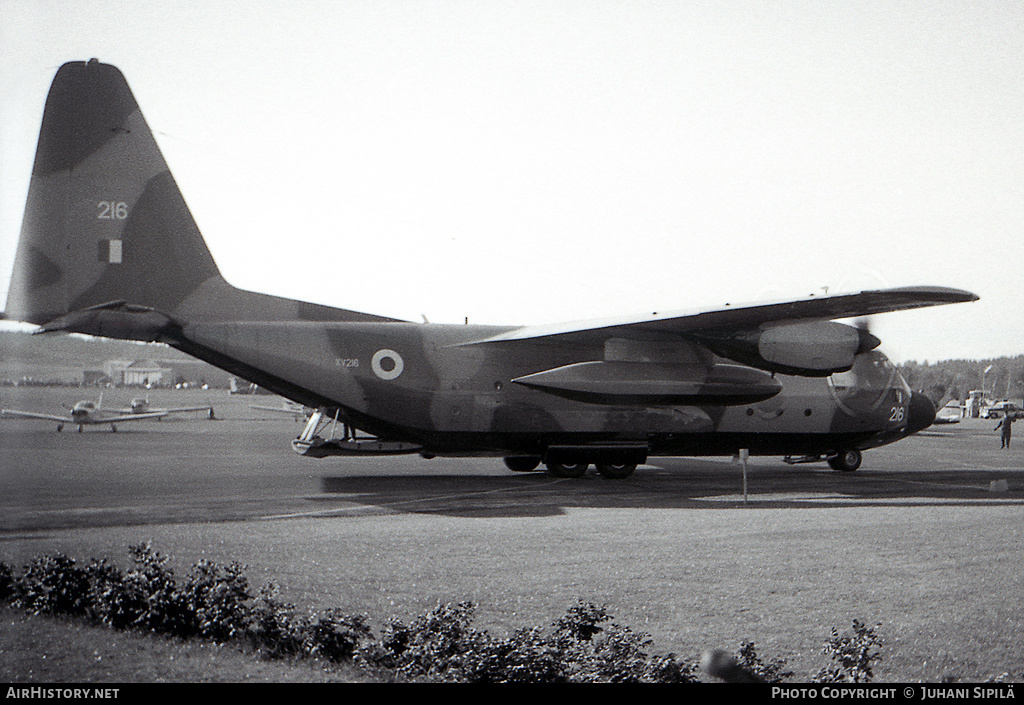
[897, 355, 1024, 405]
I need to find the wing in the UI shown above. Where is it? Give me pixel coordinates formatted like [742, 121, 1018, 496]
[1, 409, 72, 423]
[95, 412, 170, 423]
[102, 405, 209, 414]
[459, 286, 978, 346]
[152, 406, 212, 414]
[460, 285, 978, 379]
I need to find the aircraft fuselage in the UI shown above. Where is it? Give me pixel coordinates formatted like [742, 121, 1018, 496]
[177, 319, 915, 459]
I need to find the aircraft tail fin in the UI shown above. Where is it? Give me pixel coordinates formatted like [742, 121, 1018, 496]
[5, 59, 395, 336]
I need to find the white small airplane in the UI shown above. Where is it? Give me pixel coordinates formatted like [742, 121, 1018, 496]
[1, 396, 170, 432]
[106, 397, 215, 419]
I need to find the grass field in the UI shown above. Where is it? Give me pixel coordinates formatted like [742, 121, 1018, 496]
[1, 386, 1022, 682]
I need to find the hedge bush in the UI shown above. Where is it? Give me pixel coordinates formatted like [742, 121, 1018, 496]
[0, 544, 913, 683]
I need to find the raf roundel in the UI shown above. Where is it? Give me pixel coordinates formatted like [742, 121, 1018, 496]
[371, 349, 404, 380]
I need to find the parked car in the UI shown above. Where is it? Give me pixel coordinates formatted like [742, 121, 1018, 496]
[982, 401, 1019, 419]
[934, 402, 963, 424]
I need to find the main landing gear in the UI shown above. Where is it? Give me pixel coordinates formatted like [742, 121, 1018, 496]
[545, 461, 589, 478]
[503, 457, 638, 479]
[503, 457, 541, 473]
[593, 462, 637, 479]
[546, 461, 638, 479]
[557, 461, 639, 479]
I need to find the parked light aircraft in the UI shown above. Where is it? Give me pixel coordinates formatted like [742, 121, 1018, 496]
[1, 397, 169, 432]
[2, 60, 979, 477]
[107, 397, 215, 419]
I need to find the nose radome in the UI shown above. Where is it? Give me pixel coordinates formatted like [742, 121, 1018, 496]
[906, 392, 937, 435]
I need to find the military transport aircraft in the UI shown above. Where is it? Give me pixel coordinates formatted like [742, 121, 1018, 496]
[1, 398, 169, 432]
[2, 60, 979, 477]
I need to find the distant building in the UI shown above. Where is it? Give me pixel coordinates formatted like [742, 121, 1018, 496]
[78, 358, 232, 388]
[103, 359, 172, 387]
[82, 369, 112, 386]
[166, 360, 232, 388]
[966, 390, 987, 418]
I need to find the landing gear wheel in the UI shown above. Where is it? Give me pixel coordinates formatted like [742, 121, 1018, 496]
[828, 449, 862, 472]
[545, 461, 588, 478]
[595, 462, 637, 479]
[504, 457, 541, 473]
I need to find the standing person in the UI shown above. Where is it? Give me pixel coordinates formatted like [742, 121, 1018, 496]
[995, 413, 1016, 449]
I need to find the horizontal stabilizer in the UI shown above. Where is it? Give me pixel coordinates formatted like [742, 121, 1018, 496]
[34, 300, 179, 342]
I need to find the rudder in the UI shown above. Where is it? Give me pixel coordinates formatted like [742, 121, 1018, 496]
[6, 60, 395, 333]
[6, 59, 221, 325]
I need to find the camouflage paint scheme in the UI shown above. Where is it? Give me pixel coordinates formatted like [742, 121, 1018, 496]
[3, 61, 978, 476]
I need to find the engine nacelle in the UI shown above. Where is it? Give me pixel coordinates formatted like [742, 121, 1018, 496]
[690, 320, 880, 377]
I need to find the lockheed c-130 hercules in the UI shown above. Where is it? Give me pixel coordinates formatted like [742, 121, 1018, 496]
[3, 60, 978, 478]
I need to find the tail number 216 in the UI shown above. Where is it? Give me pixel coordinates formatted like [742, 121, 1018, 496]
[97, 201, 129, 220]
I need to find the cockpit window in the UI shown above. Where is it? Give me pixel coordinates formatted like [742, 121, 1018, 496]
[829, 351, 910, 414]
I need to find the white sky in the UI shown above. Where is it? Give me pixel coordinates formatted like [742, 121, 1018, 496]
[2, 0, 1022, 363]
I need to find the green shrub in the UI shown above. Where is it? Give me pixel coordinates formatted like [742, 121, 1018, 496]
[735, 641, 793, 683]
[378, 600, 481, 681]
[359, 599, 697, 683]
[553, 599, 610, 644]
[813, 619, 883, 683]
[182, 559, 252, 642]
[247, 584, 305, 659]
[0, 561, 14, 602]
[301, 609, 375, 662]
[83, 558, 140, 629]
[16, 553, 91, 617]
[4, 545, 917, 684]
[549, 600, 696, 683]
[464, 626, 563, 683]
[561, 619, 696, 683]
[122, 543, 193, 637]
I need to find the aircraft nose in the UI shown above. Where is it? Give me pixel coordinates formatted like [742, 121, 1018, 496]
[906, 391, 936, 435]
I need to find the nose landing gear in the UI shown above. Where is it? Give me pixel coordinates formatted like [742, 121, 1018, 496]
[827, 449, 862, 472]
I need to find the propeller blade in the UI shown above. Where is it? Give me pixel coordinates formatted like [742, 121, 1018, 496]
[854, 317, 880, 354]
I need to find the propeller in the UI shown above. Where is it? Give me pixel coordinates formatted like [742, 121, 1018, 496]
[853, 316, 880, 355]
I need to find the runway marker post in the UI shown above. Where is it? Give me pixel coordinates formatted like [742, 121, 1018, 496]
[739, 448, 749, 503]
